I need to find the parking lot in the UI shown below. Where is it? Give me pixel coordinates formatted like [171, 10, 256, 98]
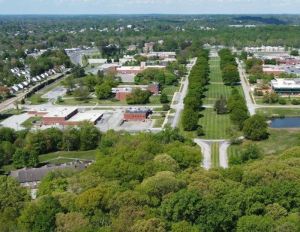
[0, 113, 31, 130]
[42, 86, 66, 99]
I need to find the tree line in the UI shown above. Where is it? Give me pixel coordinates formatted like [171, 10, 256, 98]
[182, 49, 209, 134]
[0, 122, 100, 170]
[219, 49, 240, 86]
[0, 128, 299, 232]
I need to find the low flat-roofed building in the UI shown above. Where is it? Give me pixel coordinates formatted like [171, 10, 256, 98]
[42, 107, 78, 125]
[124, 108, 152, 121]
[117, 66, 142, 75]
[271, 78, 300, 94]
[263, 65, 285, 76]
[88, 58, 107, 65]
[10, 160, 92, 199]
[66, 110, 104, 125]
[141, 51, 176, 59]
[112, 87, 133, 101]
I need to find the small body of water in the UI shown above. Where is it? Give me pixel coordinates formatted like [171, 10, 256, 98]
[270, 117, 300, 128]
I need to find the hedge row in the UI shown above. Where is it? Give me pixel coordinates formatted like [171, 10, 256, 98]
[228, 88, 249, 130]
[218, 48, 240, 85]
[182, 50, 210, 131]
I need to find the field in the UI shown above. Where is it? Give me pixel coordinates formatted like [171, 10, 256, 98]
[39, 150, 98, 164]
[28, 94, 48, 105]
[199, 108, 232, 139]
[255, 96, 300, 106]
[228, 129, 300, 161]
[256, 107, 300, 117]
[211, 142, 220, 168]
[203, 57, 243, 105]
[162, 85, 179, 96]
[152, 116, 165, 128]
[21, 116, 42, 129]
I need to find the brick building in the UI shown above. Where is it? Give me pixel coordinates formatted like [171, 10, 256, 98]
[42, 107, 78, 125]
[123, 108, 152, 121]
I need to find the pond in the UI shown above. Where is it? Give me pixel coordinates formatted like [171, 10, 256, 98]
[270, 117, 300, 128]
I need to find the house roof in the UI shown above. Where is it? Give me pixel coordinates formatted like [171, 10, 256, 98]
[10, 161, 90, 183]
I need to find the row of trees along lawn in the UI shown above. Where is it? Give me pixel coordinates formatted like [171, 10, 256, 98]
[228, 88, 269, 141]
[1, 128, 300, 232]
[0, 122, 101, 170]
[182, 49, 209, 132]
[219, 48, 240, 85]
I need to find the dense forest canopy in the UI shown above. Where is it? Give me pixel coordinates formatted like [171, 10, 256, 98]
[0, 127, 300, 231]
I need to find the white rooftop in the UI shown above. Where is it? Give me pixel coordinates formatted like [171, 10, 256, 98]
[44, 107, 78, 118]
[68, 110, 104, 123]
[271, 78, 300, 89]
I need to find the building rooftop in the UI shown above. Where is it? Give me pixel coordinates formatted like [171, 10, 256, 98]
[10, 161, 91, 183]
[271, 78, 300, 89]
[44, 107, 78, 118]
[125, 107, 151, 114]
[67, 110, 104, 123]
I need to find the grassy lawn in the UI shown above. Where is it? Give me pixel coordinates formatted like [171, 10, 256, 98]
[256, 108, 300, 118]
[58, 95, 164, 106]
[228, 129, 300, 161]
[28, 94, 48, 105]
[21, 116, 42, 129]
[162, 86, 179, 96]
[58, 97, 125, 106]
[199, 108, 232, 139]
[204, 57, 243, 105]
[211, 142, 220, 168]
[39, 150, 98, 164]
[1, 150, 98, 174]
[227, 145, 241, 164]
[152, 116, 165, 128]
[255, 96, 300, 106]
[198, 56, 245, 140]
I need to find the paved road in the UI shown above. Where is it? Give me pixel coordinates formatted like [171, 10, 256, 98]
[237, 59, 256, 116]
[0, 72, 67, 113]
[219, 141, 230, 168]
[171, 58, 197, 128]
[194, 139, 211, 170]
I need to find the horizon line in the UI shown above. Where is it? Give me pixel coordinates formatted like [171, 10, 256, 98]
[0, 13, 300, 16]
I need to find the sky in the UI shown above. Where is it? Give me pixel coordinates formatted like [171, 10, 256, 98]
[0, 0, 300, 15]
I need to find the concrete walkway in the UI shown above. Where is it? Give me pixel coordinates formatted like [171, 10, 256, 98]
[237, 58, 256, 116]
[219, 141, 230, 168]
[194, 139, 211, 170]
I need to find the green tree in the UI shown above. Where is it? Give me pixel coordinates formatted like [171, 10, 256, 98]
[161, 189, 203, 223]
[0, 141, 16, 166]
[214, 95, 228, 114]
[74, 86, 90, 101]
[127, 89, 151, 105]
[18, 196, 63, 232]
[13, 149, 39, 168]
[79, 122, 101, 150]
[62, 127, 80, 151]
[160, 93, 169, 104]
[55, 212, 89, 232]
[131, 218, 166, 232]
[138, 171, 185, 202]
[237, 215, 274, 232]
[290, 50, 299, 56]
[243, 115, 268, 141]
[182, 108, 198, 131]
[0, 176, 29, 232]
[95, 82, 112, 100]
[171, 221, 200, 232]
